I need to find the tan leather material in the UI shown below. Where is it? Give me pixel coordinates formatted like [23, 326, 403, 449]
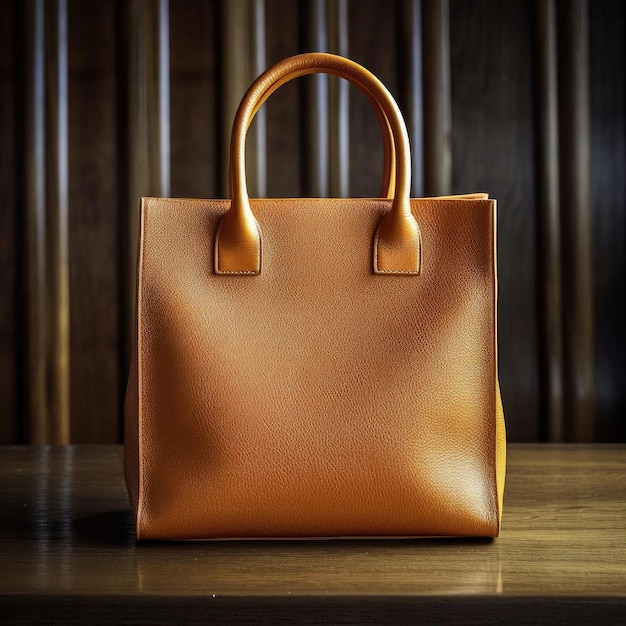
[496, 381, 506, 525]
[248, 75, 396, 199]
[216, 53, 421, 275]
[213, 196, 263, 275]
[125, 53, 506, 540]
[126, 195, 504, 540]
[373, 199, 422, 274]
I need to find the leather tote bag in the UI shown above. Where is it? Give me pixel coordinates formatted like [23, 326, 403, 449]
[125, 53, 506, 541]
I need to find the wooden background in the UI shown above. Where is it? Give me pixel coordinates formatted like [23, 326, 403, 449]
[0, 0, 624, 444]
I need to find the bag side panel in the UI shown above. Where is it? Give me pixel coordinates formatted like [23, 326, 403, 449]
[124, 199, 145, 534]
[124, 340, 139, 520]
[496, 381, 506, 529]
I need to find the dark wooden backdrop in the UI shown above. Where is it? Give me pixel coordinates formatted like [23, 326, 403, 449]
[0, 0, 624, 444]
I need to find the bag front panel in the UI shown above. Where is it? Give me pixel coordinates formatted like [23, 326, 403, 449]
[133, 197, 498, 539]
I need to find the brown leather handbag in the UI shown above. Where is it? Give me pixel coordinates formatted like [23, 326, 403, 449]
[124, 53, 506, 540]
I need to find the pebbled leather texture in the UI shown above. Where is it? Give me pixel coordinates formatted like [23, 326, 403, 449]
[248, 70, 396, 200]
[125, 195, 506, 540]
[124, 53, 506, 541]
[216, 53, 421, 275]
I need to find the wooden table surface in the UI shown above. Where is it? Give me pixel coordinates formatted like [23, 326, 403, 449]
[1, 445, 625, 625]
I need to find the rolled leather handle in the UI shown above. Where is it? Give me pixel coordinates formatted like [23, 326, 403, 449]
[215, 53, 421, 276]
[246, 73, 396, 199]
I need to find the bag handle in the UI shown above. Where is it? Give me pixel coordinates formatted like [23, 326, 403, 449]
[215, 53, 421, 276]
[246, 76, 396, 199]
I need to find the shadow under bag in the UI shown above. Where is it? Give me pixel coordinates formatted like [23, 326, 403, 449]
[124, 52, 506, 540]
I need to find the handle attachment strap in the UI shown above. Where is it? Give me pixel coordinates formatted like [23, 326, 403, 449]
[215, 53, 421, 276]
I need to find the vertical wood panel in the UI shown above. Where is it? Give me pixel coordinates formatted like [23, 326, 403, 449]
[119, 0, 171, 383]
[251, 0, 267, 197]
[348, 0, 397, 197]
[398, 0, 424, 197]
[0, 0, 623, 444]
[219, 0, 247, 197]
[450, 0, 541, 441]
[301, 0, 329, 197]
[46, 0, 70, 444]
[328, 0, 349, 196]
[589, 0, 626, 442]
[69, 0, 120, 442]
[265, 0, 301, 197]
[0, 0, 17, 443]
[557, 0, 594, 442]
[219, 0, 264, 198]
[536, 0, 564, 441]
[423, 0, 451, 196]
[170, 0, 218, 198]
[18, 0, 48, 443]
[155, 0, 170, 196]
